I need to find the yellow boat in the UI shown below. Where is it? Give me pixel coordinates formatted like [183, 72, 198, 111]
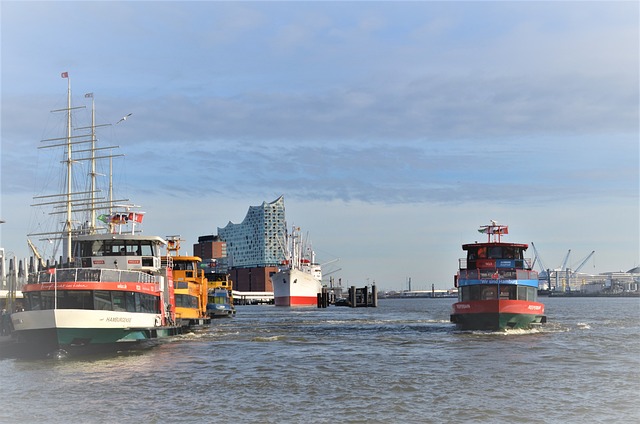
[206, 271, 236, 318]
[166, 237, 211, 328]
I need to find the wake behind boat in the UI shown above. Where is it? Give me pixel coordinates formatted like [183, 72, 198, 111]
[450, 221, 547, 330]
[271, 226, 322, 306]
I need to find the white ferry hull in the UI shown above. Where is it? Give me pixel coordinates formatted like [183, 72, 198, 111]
[272, 268, 321, 307]
[10, 309, 179, 357]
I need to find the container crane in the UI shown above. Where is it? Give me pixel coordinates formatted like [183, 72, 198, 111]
[569, 251, 596, 288]
[531, 242, 551, 290]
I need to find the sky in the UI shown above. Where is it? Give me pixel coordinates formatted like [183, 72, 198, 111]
[1, 1, 638, 291]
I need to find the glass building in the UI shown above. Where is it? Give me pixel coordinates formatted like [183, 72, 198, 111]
[217, 196, 287, 268]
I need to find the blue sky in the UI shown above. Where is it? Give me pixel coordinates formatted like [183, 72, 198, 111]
[1, 1, 638, 290]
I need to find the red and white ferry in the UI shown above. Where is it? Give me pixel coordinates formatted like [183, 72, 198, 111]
[450, 221, 547, 330]
[9, 74, 182, 357]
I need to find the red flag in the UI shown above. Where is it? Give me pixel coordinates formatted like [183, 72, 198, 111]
[128, 212, 144, 223]
[61, 72, 68, 78]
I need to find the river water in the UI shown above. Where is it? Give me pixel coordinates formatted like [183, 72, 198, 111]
[0, 297, 638, 423]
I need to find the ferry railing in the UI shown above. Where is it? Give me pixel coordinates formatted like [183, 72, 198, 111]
[29, 268, 159, 284]
[458, 268, 539, 281]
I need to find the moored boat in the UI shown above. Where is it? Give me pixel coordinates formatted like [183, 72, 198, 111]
[450, 221, 547, 330]
[9, 74, 183, 357]
[271, 226, 322, 306]
[165, 236, 211, 328]
[205, 268, 235, 318]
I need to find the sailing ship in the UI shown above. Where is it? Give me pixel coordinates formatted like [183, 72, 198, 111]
[271, 226, 322, 306]
[10, 74, 183, 357]
[450, 221, 547, 330]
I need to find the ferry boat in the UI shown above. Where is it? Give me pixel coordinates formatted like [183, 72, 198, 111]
[165, 236, 211, 328]
[9, 74, 182, 357]
[271, 226, 322, 306]
[206, 270, 235, 318]
[451, 221, 547, 330]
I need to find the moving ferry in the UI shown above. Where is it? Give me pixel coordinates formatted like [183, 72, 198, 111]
[451, 222, 547, 330]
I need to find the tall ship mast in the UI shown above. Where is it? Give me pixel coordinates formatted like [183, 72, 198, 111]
[10, 74, 185, 358]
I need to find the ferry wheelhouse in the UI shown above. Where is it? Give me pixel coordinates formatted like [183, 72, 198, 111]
[451, 222, 546, 330]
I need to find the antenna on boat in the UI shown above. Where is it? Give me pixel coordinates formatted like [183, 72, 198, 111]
[478, 220, 509, 243]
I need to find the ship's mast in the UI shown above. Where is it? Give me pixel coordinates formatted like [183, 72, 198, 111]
[89, 93, 97, 232]
[64, 74, 73, 263]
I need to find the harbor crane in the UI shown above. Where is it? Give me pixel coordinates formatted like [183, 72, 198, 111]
[573, 251, 596, 274]
[530, 242, 548, 273]
[559, 249, 571, 272]
[568, 250, 596, 288]
[531, 242, 551, 290]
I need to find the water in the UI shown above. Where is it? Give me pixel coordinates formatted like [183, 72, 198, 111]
[1, 297, 638, 423]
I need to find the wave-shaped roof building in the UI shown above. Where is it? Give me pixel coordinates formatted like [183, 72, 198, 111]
[217, 196, 286, 268]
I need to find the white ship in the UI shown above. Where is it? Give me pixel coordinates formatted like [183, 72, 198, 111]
[271, 226, 322, 306]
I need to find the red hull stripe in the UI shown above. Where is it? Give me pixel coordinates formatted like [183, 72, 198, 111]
[22, 282, 160, 294]
[452, 300, 544, 315]
[274, 296, 318, 306]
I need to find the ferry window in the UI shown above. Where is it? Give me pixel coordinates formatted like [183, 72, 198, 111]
[517, 286, 537, 301]
[477, 247, 486, 259]
[39, 291, 55, 310]
[175, 281, 188, 289]
[124, 292, 137, 312]
[467, 247, 478, 260]
[94, 290, 112, 310]
[76, 269, 101, 282]
[503, 247, 515, 259]
[26, 292, 41, 311]
[461, 285, 484, 301]
[58, 290, 93, 309]
[92, 241, 104, 256]
[139, 293, 157, 313]
[139, 242, 153, 256]
[488, 247, 502, 259]
[499, 285, 516, 300]
[481, 285, 497, 300]
[112, 291, 126, 311]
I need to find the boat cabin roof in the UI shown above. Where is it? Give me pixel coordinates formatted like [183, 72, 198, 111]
[75, 233, 167, 245]
[171, 255, 202, 262]
[462, 242, 529, 251]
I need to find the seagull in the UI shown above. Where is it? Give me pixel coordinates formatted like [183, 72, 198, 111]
[116, 113, 132, 124]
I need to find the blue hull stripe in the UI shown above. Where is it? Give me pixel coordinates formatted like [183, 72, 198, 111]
[457, 279, 539, 288]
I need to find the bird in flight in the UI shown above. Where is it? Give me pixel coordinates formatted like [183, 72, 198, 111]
[116, 113, 132, 124]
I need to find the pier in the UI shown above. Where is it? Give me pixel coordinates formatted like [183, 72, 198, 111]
[317, 285, 377, 308]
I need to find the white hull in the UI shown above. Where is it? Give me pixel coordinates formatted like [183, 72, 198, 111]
[272, 268, 322, 307]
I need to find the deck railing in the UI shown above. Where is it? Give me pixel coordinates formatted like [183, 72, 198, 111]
[458, 268, 538, 281]
[29, 268, 158, 284]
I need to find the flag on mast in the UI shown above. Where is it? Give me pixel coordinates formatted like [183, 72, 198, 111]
[61, 72, 69, 78]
